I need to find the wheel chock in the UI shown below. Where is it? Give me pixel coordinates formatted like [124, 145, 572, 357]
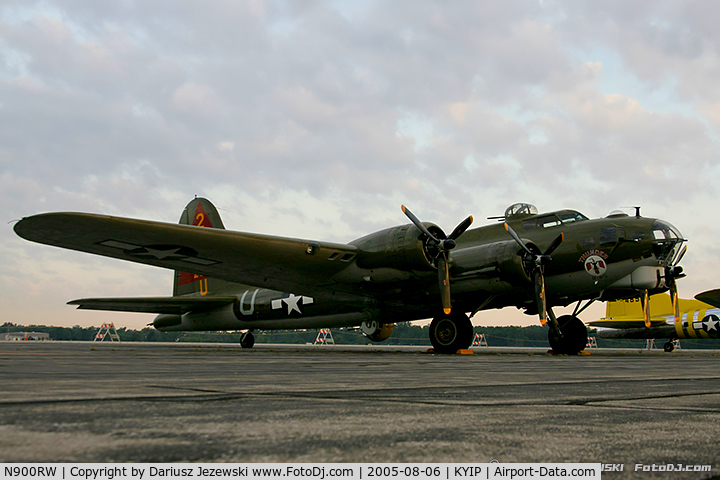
[456, 349, 475, 355]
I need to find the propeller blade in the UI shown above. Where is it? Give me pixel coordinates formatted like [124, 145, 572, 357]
[642, 289, 651, 328]
[544, 232, 565, 256]
[448, 215, 474, 241]
[535, 270, 547, 326]
[504, 223, 534, 256]
[671, 281, 680, 326]
[674, 245, 687, 266]
[437, 255, 452, 314]
[402, 205, 440, 244]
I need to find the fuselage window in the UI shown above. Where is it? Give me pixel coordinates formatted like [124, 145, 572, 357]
[537, 215, 561, 228]
[632, 231, 647, 241]
[600, 228, 617, 246]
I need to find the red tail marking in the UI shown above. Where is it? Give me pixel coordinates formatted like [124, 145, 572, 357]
[177, 201, 213, 286]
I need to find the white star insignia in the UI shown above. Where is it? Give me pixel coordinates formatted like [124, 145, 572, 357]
[283, 294, 302, 314]
[271, 294, 314, 315]
[703, 316, 719, 332]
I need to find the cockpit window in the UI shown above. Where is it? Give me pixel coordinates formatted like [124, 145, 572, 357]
[652, 220, 685, 263]
[652, 220, 681, 241]
[558, 212, 588, 224]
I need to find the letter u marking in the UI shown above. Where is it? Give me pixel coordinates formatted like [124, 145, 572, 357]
[239, 289, 259, 315]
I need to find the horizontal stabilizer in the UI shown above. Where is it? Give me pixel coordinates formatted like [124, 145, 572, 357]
[695, 288, 720, 309]
[68, 296, 236, 315]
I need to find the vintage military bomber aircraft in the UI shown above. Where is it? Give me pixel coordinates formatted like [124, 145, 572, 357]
[13, 198, 687, 354]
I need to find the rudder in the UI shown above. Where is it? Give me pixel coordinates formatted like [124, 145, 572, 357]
[173, 197, 226, 296]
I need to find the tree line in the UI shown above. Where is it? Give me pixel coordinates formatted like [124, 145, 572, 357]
[4, 322, 720, 349]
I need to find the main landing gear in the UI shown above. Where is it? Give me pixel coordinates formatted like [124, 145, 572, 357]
[547, 315, 588, 355]
[429, 311, 474, 354]
[240, 330, 255, 349]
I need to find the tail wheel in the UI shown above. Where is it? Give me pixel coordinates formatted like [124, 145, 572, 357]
[548, 315, 587, 355]
[240, 331, 255, 349]
[429, 312, 473, 354]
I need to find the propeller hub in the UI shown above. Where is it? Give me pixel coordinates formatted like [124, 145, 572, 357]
[668, 265, 683, 277]
[442, 238, 457, 251]
[536, 255, 552, 266]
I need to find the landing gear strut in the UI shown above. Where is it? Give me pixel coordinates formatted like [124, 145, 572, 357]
[240, 330, 255, 349]
[548, 315, 587, 355]
[429, 311, 473, 354]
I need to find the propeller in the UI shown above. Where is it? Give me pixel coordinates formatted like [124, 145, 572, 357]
[402, 206, 473, 314]
[504, 222, 564, 325]
[641, 244, 687, 328]
[665, 244, 687, 326]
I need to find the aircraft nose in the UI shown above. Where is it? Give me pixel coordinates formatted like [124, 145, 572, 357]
[652, 219, 686, 264]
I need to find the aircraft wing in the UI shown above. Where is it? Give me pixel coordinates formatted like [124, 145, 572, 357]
[695, 289, 720, 309]
[14, 213, 359, 296]
[588, 318, 668, 328]
[67, 296, 237, 314]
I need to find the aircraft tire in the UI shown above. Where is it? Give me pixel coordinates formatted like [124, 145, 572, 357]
[663, 341, 675, 352]
[548, 315, 587, 355]
[429, 312, 473, 354]
[240, 331, 255, 349]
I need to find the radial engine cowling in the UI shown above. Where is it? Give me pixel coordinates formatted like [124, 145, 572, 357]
[361, 320, 395, 342]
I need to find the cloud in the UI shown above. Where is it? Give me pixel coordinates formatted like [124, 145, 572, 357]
[2, 0, 720, 328]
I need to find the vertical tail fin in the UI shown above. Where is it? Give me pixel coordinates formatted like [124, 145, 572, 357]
[173, 197, 226, 296]
[178, 196, 226, 229]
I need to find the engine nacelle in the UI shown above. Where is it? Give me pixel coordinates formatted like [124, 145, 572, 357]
[360, 320, 395, 342]
[352, 224, 437, 272]
[451, 239, 532, 285]
[153, 314, 183, 331]
[608, 266, 665, 291]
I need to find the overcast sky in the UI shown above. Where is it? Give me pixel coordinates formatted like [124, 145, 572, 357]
[3, 1, 720, 330]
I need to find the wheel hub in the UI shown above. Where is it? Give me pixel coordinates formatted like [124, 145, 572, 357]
[435, 319, 458, 345]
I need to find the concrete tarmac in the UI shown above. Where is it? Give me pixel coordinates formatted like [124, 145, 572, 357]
[1, 341, 719, 478]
